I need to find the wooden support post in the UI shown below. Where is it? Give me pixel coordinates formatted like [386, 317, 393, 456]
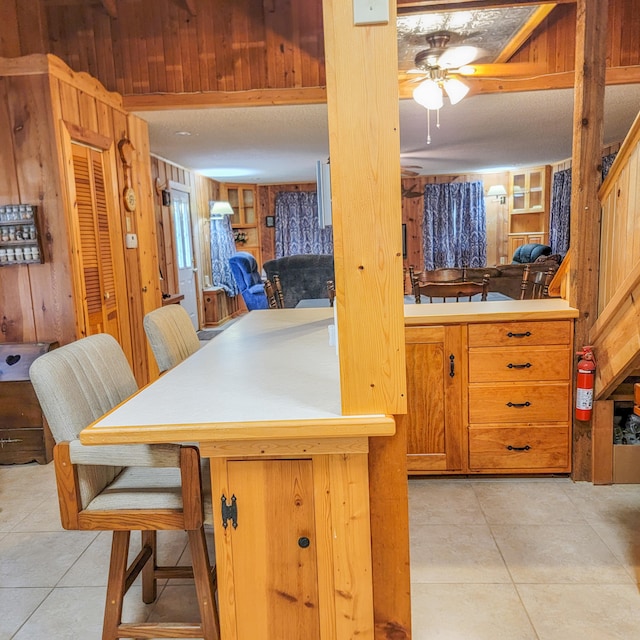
[569, 0, 608, 481]
[322, 0, 411, 637]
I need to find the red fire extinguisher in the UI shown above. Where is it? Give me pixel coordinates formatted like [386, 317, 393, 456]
[576, 346, 596, 421]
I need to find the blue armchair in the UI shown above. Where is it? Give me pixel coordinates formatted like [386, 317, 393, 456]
[229, 252, 269, 310]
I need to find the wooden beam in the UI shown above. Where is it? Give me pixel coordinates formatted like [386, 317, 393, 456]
[122, 87, 328, 111]
[322, 0, 410, 637]
[569, 0, 608, 482]
[399, 65, 640, 99]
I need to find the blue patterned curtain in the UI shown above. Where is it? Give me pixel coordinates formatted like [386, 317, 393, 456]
[549, 168, 572, 256]
[601, 152, 618, 181]
[210, 215, 239, 295]
[549, 152, 617, 256]
[422, 181, 486, 270]
[275, 191, 333, 257]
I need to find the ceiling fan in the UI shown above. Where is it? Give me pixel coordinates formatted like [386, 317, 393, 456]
[405, 30, 539, 143]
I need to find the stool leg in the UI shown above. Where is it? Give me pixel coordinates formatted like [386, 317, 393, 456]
[141, 530, 158, 604]
[103, 530, 130, 640]
[188, 527, 220, 640]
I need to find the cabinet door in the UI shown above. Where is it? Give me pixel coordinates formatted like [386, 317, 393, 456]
[217, 459, 321, 640]
[405, 324, 465, 473]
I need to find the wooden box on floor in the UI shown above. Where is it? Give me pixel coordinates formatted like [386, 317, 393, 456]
[203, 287, 241, 327]
[0, 341, 57, 464]
[612, 445, 640, 483]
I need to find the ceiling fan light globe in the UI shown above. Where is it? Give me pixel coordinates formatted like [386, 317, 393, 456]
[438, 45, 478, 69]
[413, 79, 443, 110]
[443, 78, 470, 105]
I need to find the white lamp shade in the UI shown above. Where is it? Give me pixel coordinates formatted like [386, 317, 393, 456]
[487, 185, 507, 197]
[413, 79, 444, 110]
[209, 200, 234, 219]
[443, 77, 470, 105]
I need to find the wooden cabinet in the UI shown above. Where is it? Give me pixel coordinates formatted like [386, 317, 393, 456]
[508, 166, 551, 257]
[206, 446, 375, 640]
[227, 184, 261, 265]
[405, 325, 465, 474]
[467, 319, 573, 473]
[406, 318, 573, 475]
[0, 342, 57, 464]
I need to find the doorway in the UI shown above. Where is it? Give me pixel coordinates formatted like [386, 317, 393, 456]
[171, 188, 199, 329]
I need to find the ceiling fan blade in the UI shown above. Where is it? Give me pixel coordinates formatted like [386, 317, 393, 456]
[454, 62, 543, 78]
[438, 46, 478, 69]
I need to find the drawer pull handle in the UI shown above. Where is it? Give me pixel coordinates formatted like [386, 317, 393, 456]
[507, 445, 531, 451]
[506, 401, 531, 408]
[507, 362, 532, 369]
[507, 331, 531, 338]
[449, 354, 455, 378]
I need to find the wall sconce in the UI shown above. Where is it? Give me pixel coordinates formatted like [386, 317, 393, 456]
[486, 185, 507, 205]
[209, 200, 234, 220]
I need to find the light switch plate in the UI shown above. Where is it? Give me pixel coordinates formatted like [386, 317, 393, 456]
[125, 233, 138, 249]
[353, 0, 388, 25]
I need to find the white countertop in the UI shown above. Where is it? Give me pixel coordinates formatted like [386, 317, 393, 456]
[81, 308, 393, 445]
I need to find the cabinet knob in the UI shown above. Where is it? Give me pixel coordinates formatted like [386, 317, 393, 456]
[103, 291, 110, 300]
[298, 536, 310, 549]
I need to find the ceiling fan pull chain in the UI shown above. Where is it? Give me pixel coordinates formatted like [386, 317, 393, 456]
[436, 108, 440, 129]
[426, 109, 431, 145]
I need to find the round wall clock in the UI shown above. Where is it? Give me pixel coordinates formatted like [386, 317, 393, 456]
[123, 186, 137, 212]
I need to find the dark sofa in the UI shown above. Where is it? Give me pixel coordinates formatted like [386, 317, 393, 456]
[263, 254, 335, 308]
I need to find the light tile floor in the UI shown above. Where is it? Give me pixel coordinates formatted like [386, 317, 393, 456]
[3, 464, 640, 639]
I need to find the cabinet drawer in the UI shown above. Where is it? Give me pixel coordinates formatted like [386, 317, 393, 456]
[468, 321, 571, 348]
[468, 346, 571, 382]
[468, 425, 570, 470]
[469, 383, 569, 423]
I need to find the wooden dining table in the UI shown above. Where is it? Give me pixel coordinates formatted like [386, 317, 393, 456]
[80, 307, 394, 640]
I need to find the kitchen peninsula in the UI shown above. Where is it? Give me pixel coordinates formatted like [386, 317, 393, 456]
[80, 298, 578, 639]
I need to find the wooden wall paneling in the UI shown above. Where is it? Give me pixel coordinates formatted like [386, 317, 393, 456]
[194, 173, 214, 286]
[128, 113, 162, 384]
[0, 76, 34, 344]
[15, 0, 48, 56]
[132, 3, 151, 95]
[0, 1, 21, 58]
[92, 9, 116, 91]
[78, 91, 99, 138]
[57, 74, 81, 123]
[6, 73, 75, 345]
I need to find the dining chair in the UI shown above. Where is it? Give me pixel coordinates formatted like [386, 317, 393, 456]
[273, 274, 285, 308]
[143, 304, 201, 373]
[264, 279, 279, 308]
[413, 275, 490, 303]
[29, 333, 220, 640]
[327, 280, 336, 307]
[519, 264, 556, 299]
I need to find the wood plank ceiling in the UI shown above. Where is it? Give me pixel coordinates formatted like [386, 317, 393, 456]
[4, 0, 640, 111]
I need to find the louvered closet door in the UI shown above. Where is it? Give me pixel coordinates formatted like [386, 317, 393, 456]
[71, 143, 120, 341]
